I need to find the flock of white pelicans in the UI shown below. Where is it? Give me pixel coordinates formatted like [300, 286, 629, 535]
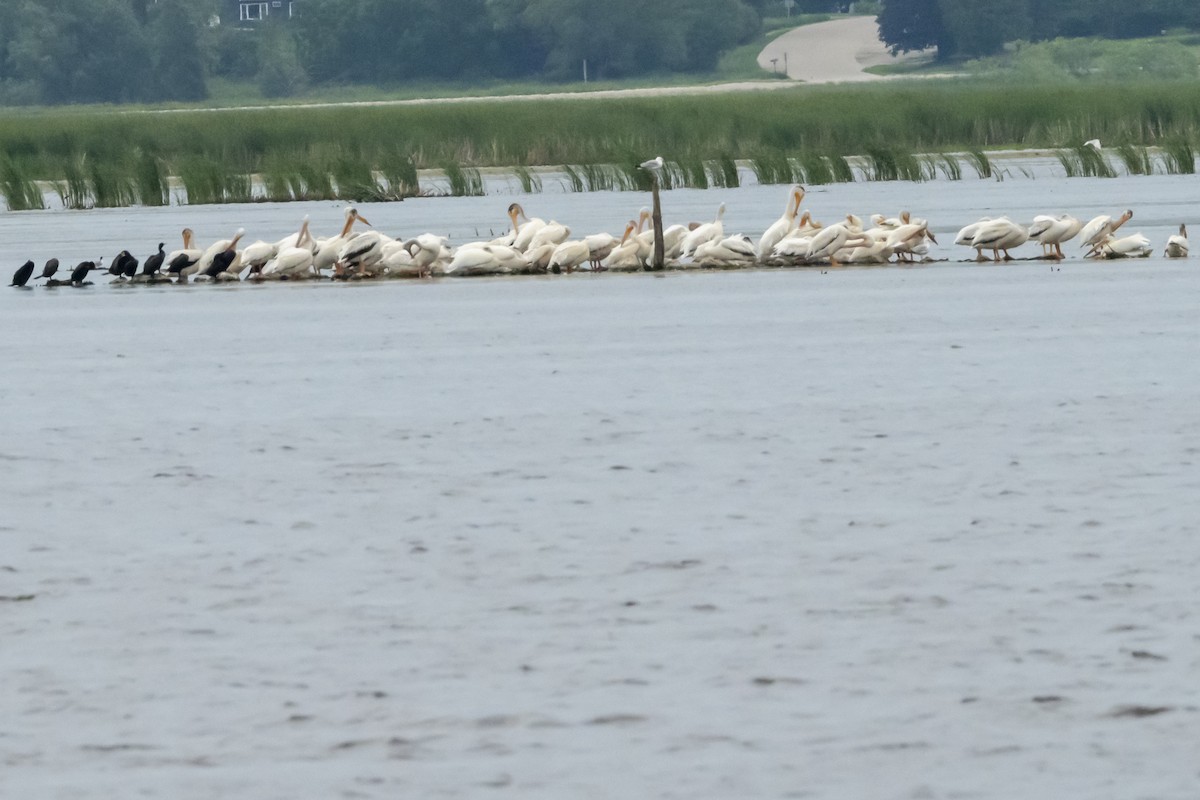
[8, 184, 1191, 288]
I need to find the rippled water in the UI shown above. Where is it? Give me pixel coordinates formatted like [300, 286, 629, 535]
[3, 176, 1199, 799]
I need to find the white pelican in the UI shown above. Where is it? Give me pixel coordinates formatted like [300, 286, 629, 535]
[402, 234, 448, 278]
[806, 223, 872, 266]
[164, 228, 203, 282]
[445, 245, 521, 276]
[971, 218, 1027, 261]
[1164, 224, 1189, 258]
[509, 203, 547, 251]
[955, 218, 992, 259]
[584, 231, 620, 270]
[845, 233, 895, 264]
[548, 240, 592, 273]
[527, 220, 570, 251]
[602, 221, 643, 272]
[262, 225, 316, 279]
[524, 242, 556, 273]
[756, 185, 805, 260]
[337, 230, 391, 277]
[1080, 210, 1133, 252]
[885, 219, 938, 262]
[1029, 214, 1083, 259]
[314, 207, 372, 272]
[680, 203, 727, 258]
[194, 227, 246, 280]
[1099, 232, 1152, 258]
[694, 235, 756, 268]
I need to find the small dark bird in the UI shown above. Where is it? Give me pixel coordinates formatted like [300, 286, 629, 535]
[11, 260, 34, 287]
[143, 243, 165, 276]
[70, 260, 99, 285]
[38, 258, 60, 280]
[109, 251, 137, 278]
[205, 249, 237, 279]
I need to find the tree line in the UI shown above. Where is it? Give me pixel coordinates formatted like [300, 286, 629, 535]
[0, 0, 772, 105]
[879, 0, 1200, 61]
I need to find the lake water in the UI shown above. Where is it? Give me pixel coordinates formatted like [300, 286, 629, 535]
[3, 175, 1198, 799]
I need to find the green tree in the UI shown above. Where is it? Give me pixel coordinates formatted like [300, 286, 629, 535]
[938, 0, 1029, 58]
[877, 0, 953, 60]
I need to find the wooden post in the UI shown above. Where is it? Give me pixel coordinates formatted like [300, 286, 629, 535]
[650, 175, 664, 270]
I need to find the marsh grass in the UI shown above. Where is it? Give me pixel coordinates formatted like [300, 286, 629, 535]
[965, 150, 993, 178]
[444, 161, 485, 196]
[1116, 143, 1154, 175]
[0, 157, 45, 211]
[1162, 138, 1196, 173]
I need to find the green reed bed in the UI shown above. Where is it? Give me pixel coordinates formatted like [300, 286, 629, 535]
[5, 81, 1200, 208]
[0, 157, 44, 211]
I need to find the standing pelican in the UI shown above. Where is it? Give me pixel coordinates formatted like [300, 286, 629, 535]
[165, 229, 203, 282]
[971, 218, 1027, 261]
[314, 207, 372, 272]
[1165, 224, 1189, 258]
[757, 186, 805, 261]
[1029, 214, 1083, 259]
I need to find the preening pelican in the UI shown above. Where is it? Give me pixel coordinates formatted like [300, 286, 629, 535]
[548, 239, 592, 273]
[1080, 210, 1133, 252]
[1165, 224, 1189, 258]
[527, 219, 570, 251]
[680, 203, 726, 258]
[194, 228, 246, 279]
[509, 203, 548, 252]
[757, 185, 805, 260]
[885, 219, 937, 262]
[694, 235, 756, 267]
[806, 223, 872, 266]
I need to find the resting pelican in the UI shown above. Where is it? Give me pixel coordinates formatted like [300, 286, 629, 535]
[602, 221, 643, 272]
[806, 223, 872, 266]
[446, 245, 520, 276]
[337, 230, 393, 278]
[402, 234, 448, 278]
[756, 185, 805, 260]
[527, 219, 570, 251]
[694, 235, 756, 268]
[1029, 214, 1083, 259]
[680, 203, 726, 258]
[314, 207, 371, 272]
[548, 239, 592, 273]
[1080, 210, 1133, 252]
[1164, 224, 1189, 258]
[262, 225, 317, 279]
[1100, 232, 1152, 258]
[844, 233, 895, 264]
[584, 231, 620, 270]
[955, 218, 992, 259]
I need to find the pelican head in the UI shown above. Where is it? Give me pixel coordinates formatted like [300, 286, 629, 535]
[182, 228, 194, 248]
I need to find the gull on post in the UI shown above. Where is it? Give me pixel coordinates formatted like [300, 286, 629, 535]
[639, 156, 665, 173]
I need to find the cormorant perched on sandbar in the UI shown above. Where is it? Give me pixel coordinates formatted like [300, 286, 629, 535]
[109, 251, 138, 280]
[11, 260, 34, 287]
[37, 258, 60, 280]
[69, 260, 100, 286]
[165, 252, 194, 281]
[143, 244, 169, 278]
[204, 249, 238, 280]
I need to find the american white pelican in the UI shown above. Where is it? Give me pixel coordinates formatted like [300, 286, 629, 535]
[1099, 232, 1152, 258]
[844, 233, 895, 264]
[548, 239, 592, 273]
[662, 225, 691, 261]
[337, 230, 391, 277]
[680, 203, 727, 258]
[602, 221, 643, 272]
[954, 218, 992, 259]
[165, 228, 203, 282]
[1164, 224, 1189, 258]
[445, 244, 521, 276]
[314, 207, 371, 272]
[1029, 214, 1083, 259]
[885, 219, 937, 262]
[584, 231, 620, 270]
[1080, 210, 1133, 252]
[527, 219, 570, 251]
[756, 185, 805, 260]
[806, 223, 872, 266]
[261, 223, 317, 279]
[194, 228, 246, 281]
[524, 242, 556, 273]
[401, 234, 448, 278]
[971, 218, 1027, 261]
[694, 235, 756, 268]
[509, 203, 547, 252]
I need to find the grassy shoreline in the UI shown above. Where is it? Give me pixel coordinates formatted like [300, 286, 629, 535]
[3, 80, 1200, 208]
